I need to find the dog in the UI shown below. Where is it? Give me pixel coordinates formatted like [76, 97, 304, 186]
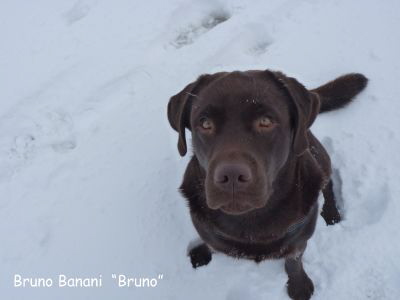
[167, 69, 367, 300]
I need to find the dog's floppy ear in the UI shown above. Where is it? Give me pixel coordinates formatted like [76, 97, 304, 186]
[268, 71, 320, 156]
[168, 74, 216, 156]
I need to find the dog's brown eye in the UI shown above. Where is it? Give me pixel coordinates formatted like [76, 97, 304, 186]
[258, 117, 273, 128]
[200, 118, 214, 131]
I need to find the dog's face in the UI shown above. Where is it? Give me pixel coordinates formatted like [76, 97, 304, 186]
[190, 72, 292, 215]
[168, 70, 320, 215]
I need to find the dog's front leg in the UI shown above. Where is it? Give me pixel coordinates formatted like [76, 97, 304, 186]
[321, 179, 341, 225]
[285, 247, 314, 300]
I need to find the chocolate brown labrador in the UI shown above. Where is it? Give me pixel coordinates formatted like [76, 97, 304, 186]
[167, 69, 367, 300]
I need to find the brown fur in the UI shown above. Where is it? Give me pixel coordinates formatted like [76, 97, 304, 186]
[168, 69, 367, 300]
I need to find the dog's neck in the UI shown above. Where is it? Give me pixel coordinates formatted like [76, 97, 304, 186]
[268, 149, 323, 214]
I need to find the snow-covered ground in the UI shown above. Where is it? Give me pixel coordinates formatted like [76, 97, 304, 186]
[1, 0, 399, 299]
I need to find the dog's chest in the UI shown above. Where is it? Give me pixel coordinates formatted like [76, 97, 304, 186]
[213, 216, 287, 242]
[192, 211, 299, 257]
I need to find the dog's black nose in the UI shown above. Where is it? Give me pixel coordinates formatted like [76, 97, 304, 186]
[214, 163, 252, 191]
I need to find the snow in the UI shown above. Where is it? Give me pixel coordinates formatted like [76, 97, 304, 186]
[0, 0, 399, 299]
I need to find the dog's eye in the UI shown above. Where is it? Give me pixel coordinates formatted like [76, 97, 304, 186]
[200, 118, 214, 131]
[257, 117, 275, 130]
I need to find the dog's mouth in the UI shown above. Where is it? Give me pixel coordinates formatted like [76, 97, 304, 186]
[205, 177, 271, 215]
[218, 193, 270, 215]
[220, 201, 254, 215]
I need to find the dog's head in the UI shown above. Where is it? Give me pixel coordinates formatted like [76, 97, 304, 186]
[168, 70, 320, 215]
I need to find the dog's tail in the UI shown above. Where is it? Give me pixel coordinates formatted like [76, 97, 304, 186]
[311, 73, 368, 113]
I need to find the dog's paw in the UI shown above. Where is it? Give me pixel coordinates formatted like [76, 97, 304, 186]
[321, 203, 342, 225]
[286, 272, 314, 300]
[188, 243, 212, 269]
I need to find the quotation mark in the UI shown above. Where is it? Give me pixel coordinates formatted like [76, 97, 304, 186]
[111, 274, 164, 287]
